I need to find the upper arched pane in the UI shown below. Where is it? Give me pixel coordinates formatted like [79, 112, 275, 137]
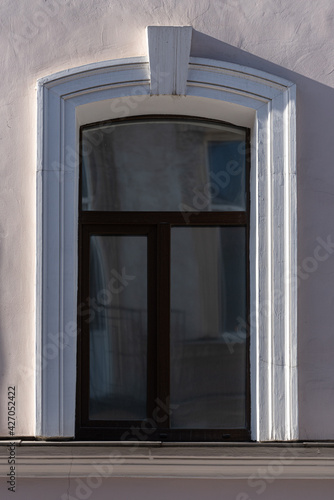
[81, 117, 247, 212]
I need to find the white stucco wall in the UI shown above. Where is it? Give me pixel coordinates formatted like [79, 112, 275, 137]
[1, 0, 334, 446]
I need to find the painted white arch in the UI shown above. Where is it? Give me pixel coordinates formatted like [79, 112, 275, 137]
[36, 26, 297, 441]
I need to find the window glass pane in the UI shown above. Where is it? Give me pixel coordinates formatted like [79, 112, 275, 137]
[208, 141, 246, 210]
[89, 235, 147, 420]
[170, 227, 247, 428]
[81, 119, 246, 212]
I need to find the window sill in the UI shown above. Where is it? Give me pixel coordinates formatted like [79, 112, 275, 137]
[1, 441, 334, 479]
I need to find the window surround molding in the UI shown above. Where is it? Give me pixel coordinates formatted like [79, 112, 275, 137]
[36, 26, 297, 441]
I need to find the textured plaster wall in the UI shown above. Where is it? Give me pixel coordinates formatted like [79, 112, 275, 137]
[1, 0, 334, 440]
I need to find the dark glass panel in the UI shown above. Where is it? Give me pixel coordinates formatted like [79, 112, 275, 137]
[170, 226, 247, 428]
[89, 235, 147, 420]
[81, 119, 246, 212]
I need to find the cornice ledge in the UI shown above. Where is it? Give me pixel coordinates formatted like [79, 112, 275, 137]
[1, 443, 334, 479]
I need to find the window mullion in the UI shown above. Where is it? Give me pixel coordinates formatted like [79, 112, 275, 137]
[147, 225, 158, 423]
[156, 222, 171, 430]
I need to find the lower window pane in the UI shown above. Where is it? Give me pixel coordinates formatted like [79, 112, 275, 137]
[170, 227, 247, 429]
[89, 235, 147, 420]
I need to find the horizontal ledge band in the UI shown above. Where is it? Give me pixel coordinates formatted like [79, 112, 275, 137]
[1, 442, 334, 479]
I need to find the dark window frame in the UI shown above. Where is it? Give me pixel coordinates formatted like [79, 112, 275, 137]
[76, 115, 251, 442]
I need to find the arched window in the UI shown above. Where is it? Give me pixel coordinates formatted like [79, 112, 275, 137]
[37, 26, 297, 441]
[77, 116, 250, 440]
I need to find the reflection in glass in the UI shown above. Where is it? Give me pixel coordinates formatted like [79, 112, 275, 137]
[208, 141, 246, 210]
[89, 235, 147, 420]
[81, 119, 246, 212]
[170, 227, 247, 428]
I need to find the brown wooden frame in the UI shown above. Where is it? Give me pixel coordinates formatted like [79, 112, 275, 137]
[76, 116, 251, 442]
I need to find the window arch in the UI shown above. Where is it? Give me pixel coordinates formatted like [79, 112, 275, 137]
[36, 26, 297, 441]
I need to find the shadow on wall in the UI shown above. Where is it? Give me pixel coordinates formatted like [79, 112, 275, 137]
[190, 30, 334, 440]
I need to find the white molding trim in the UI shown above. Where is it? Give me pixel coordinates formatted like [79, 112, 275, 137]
[3, 443, 334, 479]
[36, 26, 297, 440]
